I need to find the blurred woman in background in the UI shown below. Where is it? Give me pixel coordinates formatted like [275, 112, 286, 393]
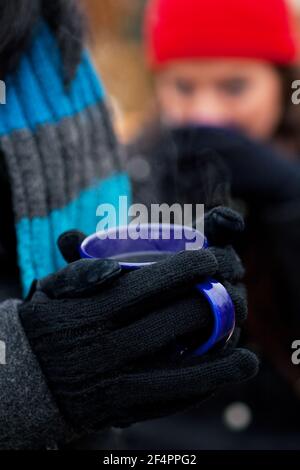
[126, 0, 300, 448]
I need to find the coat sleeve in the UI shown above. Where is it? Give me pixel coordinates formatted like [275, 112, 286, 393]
[0, 299, 72, 449]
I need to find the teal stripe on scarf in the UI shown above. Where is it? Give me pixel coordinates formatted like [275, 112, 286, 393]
[0, 23, 105, 136]
[17, 173, 131, 295]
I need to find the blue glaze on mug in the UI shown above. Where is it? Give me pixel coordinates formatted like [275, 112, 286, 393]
[80, 224, 235, 357]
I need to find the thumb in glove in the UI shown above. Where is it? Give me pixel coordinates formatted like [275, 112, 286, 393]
[34, 259, 122, 300]
[204, 206, 245, 246]
[58, 230, 86, 263]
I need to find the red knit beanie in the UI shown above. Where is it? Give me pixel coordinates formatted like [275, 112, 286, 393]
[144, 0, 297, 68]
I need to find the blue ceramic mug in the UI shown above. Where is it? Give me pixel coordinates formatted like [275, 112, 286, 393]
[80, 224, 235, 356]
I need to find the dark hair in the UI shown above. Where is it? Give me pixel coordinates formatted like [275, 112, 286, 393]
[0, 0, 86, 83]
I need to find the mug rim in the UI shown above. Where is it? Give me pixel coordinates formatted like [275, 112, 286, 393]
[80, 223, 206, 268]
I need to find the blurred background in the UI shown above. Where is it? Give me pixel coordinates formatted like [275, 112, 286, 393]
[82, 0, 150, 141]
[82, 0, 300, 142]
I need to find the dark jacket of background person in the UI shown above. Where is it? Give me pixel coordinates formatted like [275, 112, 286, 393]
[125, 123, 300, 449]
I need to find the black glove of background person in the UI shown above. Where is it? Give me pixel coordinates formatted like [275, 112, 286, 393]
[19, 208, 258, 440]
[168, 125, 300, 207]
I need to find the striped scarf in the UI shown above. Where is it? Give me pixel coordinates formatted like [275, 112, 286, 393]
[0, 22, 131, 295]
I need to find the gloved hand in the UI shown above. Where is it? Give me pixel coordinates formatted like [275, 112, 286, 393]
[19, 208, 258, 439]
[203, 206, 248, 349]
[58, 206, 247, 328]
[58, 206, 251, 373]
[168, 125, 300, 207]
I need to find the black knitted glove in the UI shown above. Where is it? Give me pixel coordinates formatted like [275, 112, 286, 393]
[204, 205, 245, 247]
[19, 211, 257, 438]
[58, 207, 248, 328]
[58, 208, 248, 338]
[204, 206, 248, 349]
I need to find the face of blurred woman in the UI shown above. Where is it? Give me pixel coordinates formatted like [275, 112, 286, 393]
[155, 59, 283, 141]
